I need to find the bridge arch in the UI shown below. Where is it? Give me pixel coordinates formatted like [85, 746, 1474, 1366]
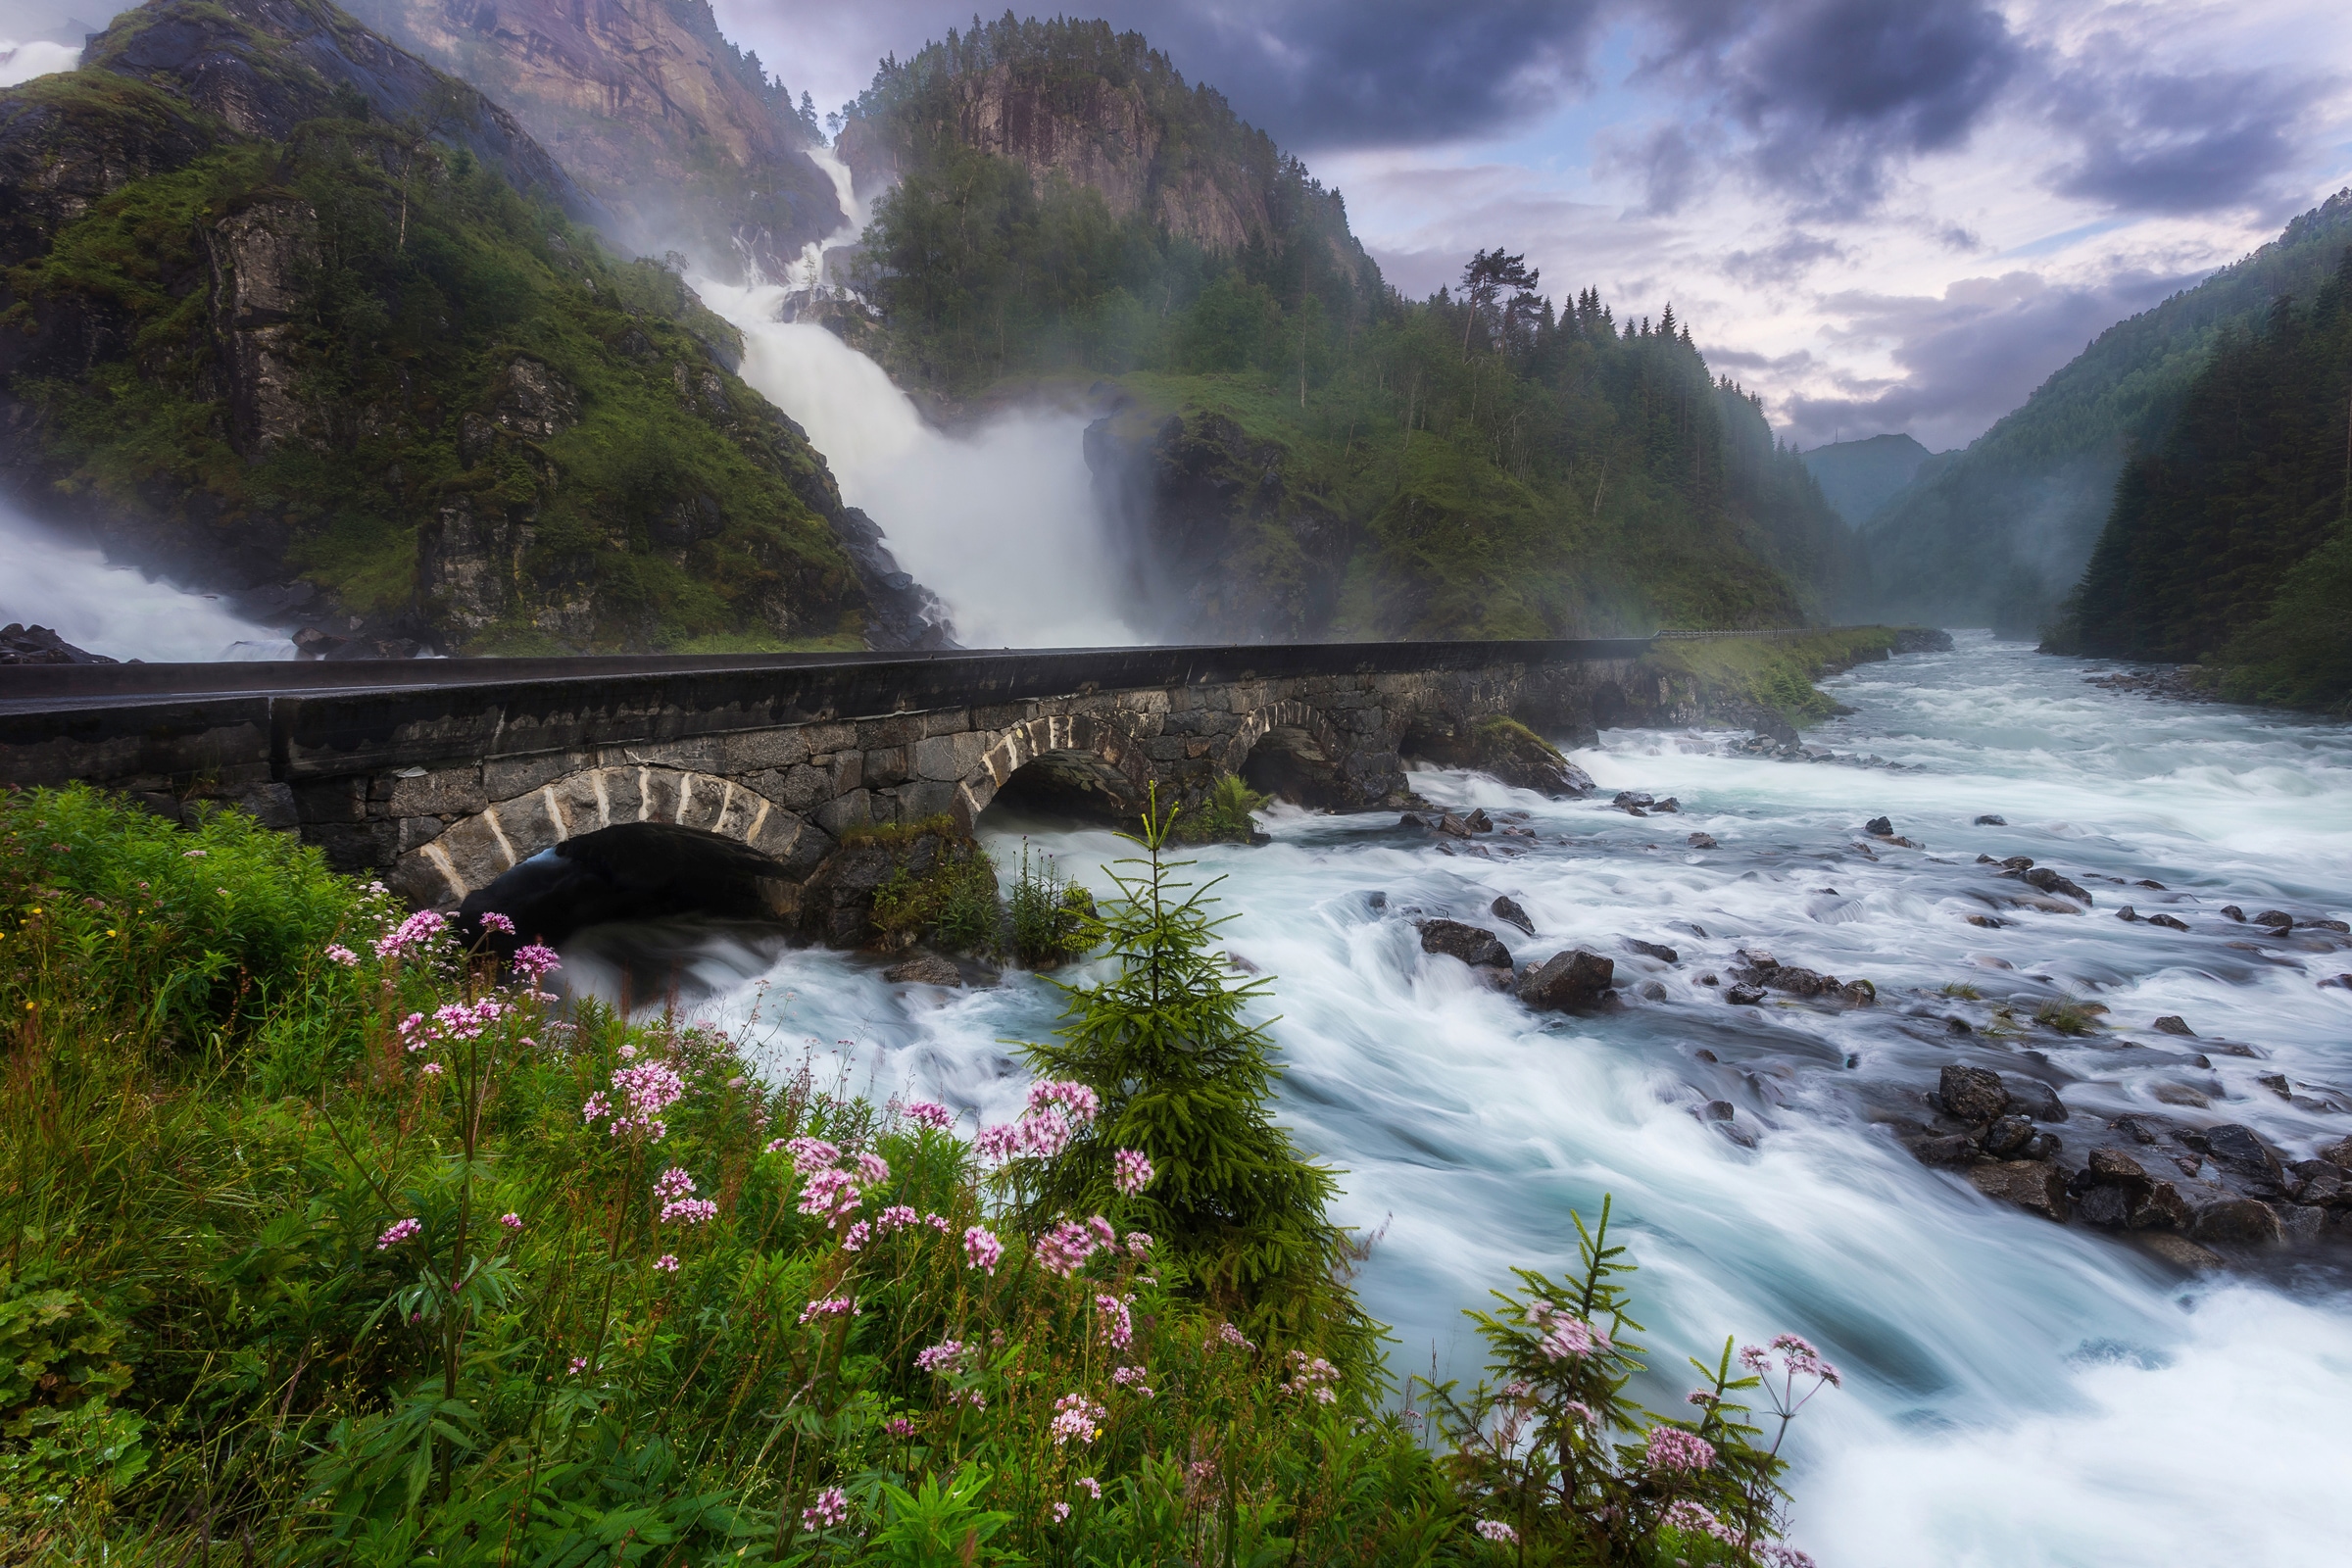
[394, 764, 808, 907]
[954, 712, 1152, 831]
[1221, 700, 1355, 808]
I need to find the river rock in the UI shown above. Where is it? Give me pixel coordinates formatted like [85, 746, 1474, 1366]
[1491, 895, 1536, 936]
[1464, 808, 1494, 833]
[1420, 919, 1513, 971]
[2253, 908, 2294, 928]
[2129, 1181, 2192, 1232]
[1937, 1064, 2012, 1124]
[2146, 912, 2188, 930]
[2139, 1234, 2224, 1271]
[1516, 949, 1614, 1011]
[2202, 1124, 2282, 1180]
[1726, 984, 1766, 1005]
[1975, 814, 2007, 825]
[2218, 905, 2245, 920]
[2001, 856, 2034, 870]
[1623, 938, 1680, 963]
[1613, 790, 1654, 811]
[1841, 979, 1878, 1005]
[1908, 1132, 1980, 1167]
[2000, 1076, 2069, 1122]
[1765, 964, 1835, 997]
[2150, 1015, 2195, 1036]
[2286, 1161, 2345, 1205]
[2316, 1137, 2352, 1168]
[1969, 1160, 2070, 1221]
[1984, 1115, 2035, 1156]
[885, 954, 963, 986]
[2191, 1198, 2281, 1246]
[2023, 866, 2092, 904]
[1688, 832, 1718, 849]
[2117, 906, 2139, 921]
[1865, 815, 1893, 835]
[2279, 1204, 2326, 1243]
[1639, 980, 1668, 1001]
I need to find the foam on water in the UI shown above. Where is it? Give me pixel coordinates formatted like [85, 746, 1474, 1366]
[573, 634, 2352, 1564]
[0, 499, 293, 661]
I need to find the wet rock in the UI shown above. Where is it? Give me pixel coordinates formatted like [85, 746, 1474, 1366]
[1697, 972, 1719, 986]
[1977, 854, 1997, 864]
[1865, 815, 1893, 835]
[1623, 938, 1680, 964]
[2258, 1073, 2292, 1100]
[2219, 905, 2245, 921]
[2130, 1181, 2193, 1232]
[1726, 984, 1767, 1006]
[1464, 808, 1494, 833]
[2147, 912, 2189, 931]
[2202, 1124, 2282, 1180]
[1688, 832, 1718, 849]
[1965, 914, 2003, 928]
[1491, 895, 1536, 937]
[1434, 812, 1475, 838]
[1945, 1015, 1973, 1033]
[885, 954, 963, 986]
[2001, 856, 2035, 871]
[1653, 798, 1681, 813]
[1975, 814, 2008, 826]
[2316, 1137, 2352, 1169]
[2280, 1204, 2326, 1243]
[2138, 1234, 2224, 1271]
[2076, 1185, 2132, 1227]
[2324, 974, 2352, 991]
[1638, 980, 1668, 1001]
[2150, 1015, 2195, 1036]
[2252, 908, 2294, 929]
[2000, 1076, 2068, 1122]
[2191, 1198, 2281, 1246]
[1364, 890, 1388, 909]
[1397, 813, 1424, 828]
[1702, 1100, 1736, 1121]
[2152, 1084, 2212, 1108]
[2117, 906, 2140, 922]
[1984, 1115, 2035, 1156]
[1419, 919, 1514, 972]
[2110, 1113, 2164, 1145]
[2135, 879, 2168, 890]
[1841, 979, 1878, 1005]
[2287, 1161, 2345, 1205]
[0, 624, 117, 664]
[1516, 949, 1614, 1011]
[1612, 790, 1654, 811]
[1937, 1065, 2012, 1124]
[1968, 1160, 2070, 1221]
[1765, 964, 1835, 997]
[2023, 866, 2092, 904]
[2310, 918, 2352, 934]
[1908, 1132, 1980, 1167]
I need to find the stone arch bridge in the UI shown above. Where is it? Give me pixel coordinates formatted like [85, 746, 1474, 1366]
[0, 639, 1660, 912]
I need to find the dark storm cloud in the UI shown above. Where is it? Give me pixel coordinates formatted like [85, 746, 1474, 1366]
[2045, 63, 2328, 217]
[1774, 266, 2200, 450]
[1639, 0, 2021, 214]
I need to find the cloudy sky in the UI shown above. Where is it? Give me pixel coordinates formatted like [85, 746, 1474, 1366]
[706, 0, 2352, 452]
[7, 1, 2348, 451]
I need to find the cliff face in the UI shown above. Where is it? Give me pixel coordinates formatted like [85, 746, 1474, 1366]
[339, 0, 842, 279]
[0, 0, 941, 656]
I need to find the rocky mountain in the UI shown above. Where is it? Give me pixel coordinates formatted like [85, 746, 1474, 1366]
[338, 0, 843, 281]
[1799, 432, 1944, 527]
[839, 18, 1859, 641]
[0, 0, 940, 655]
[1860, 189, 2352, 634]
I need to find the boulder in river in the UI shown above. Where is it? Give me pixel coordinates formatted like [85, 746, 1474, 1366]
[1937, 1064, 2012, 1124]
[2023, 866, 2092, 904]
[2147, 912, 2189, 931]
[1623, 938, 1680, 963]
[1490, 895, 1536, 936]
[2252, 908, 2294, 928]
[885, 954, 964, 986]
[2317, 1137, 2352, 1168]
[1974, 814, 2007, 825]
[2191, 1198, 2281, 1246]
[2000, 1076, 2069, 1122]
[1968, 1160, 2070, 1221]
[1688, 832, 1718, 849]
[1726, 983, 1767, 1006]
[2150, 1015, 2195, 1036]
[1419, 919, 1513, 973]
[1865, 815, 1893, 835]
[1516, 949, 1614, 1011]
[2201, 1124, 2283, 1181]
[2138, 1234, 2224, 1271]
[1907, 1132, 1979, 1167]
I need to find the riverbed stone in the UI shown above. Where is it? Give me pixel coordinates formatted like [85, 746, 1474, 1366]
[1516, 949, 1614, 1011]
[1419, 919, 1513, 972]
[1937, 1065, 2011, 1124]
[1490, 895, 1535, 936]
[2138, 1234, 2224, 1271]
[2191, 1198, 2282, 1246]
[885, 954, 963, 986]
[2001, 1075, 2069, 1122]
[1968, 1160, 2070, 1221]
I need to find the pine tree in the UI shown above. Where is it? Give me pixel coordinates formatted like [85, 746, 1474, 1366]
[1013, 789, 1366, 1354]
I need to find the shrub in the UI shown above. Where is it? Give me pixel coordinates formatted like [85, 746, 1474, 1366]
[1166, 773, 1270, 845]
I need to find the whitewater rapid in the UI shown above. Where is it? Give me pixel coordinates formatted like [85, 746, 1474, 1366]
[577, 634, 2352, 1566]
[0, 499, 292, 662]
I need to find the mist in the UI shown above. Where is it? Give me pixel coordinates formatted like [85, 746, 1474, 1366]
[0, 499, 293, 662]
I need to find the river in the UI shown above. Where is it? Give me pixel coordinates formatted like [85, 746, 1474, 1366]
[565, 632, 2352, 1567]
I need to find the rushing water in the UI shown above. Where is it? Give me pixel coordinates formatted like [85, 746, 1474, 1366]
[0, 499, 293, 662]
[566, 633, 2352, 1565]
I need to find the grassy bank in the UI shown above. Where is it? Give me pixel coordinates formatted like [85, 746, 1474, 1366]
[1642, 629, 1906, 729]
[0, 786, 1831, 1565]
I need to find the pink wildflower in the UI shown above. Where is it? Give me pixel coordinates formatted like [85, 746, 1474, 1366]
[802, 1487, 848, 1529]
[783, 1137, 840, 1171]
[1027, 1079, 1100, 1122]
[476, 911, 516, 936]
[1052, 1502, 1070, 1524]
[1772, 1333, 1842, 1386]
[1476, 1520, 1517, 1544]
[511, 944, 561, 984]
[661, 1198, 717, 1226]
[1112, 1147, 1154, 1196]
[974, 1123, 1022, 1162]
[798, 1295, 854, 1325]
[1050, 1393, 1105, 1446]
[581, 1092, 611, 1122]
[1018, 1106, 1073, 1158]
[963, 1225, 1003, 1273]
[1563, 1400, 1596, 1428]
[1095, 1293, 1133, 1349]
[1281, 1350, 1339, 1404]
[1645, 1427, 1717, 1473]
[1214, 1322, 1255, 1351]
[1036, 1218, 1098, 1277]
[653, 1253, 680, 1273]
[375, 1217, 420, 1250]
[1126, 1230, 1154, 1257]
[499, 1212, 523, 1232]
[884, 1417, 916, 1439]
[374, 909, 444, 959]
[906, 1101, 954, 1129]
[566, 1357, 587, 1375]
[1086, 1213, 1116, 1249]
[841, 1220, 871, 1250]
[926, 1211, 952, 1231]
[419, 1061, 444, 1077]
[855, 1151, 890, 1185]
[322, 944, 359, 966]
[1075, 1476, 1101, 1499]
[915, 1342, 966, 1374]
[609, 1058, 685, 1141]
[653, 1166, 696, 1201]
[875, 1204, 920, 1233]
[798, 1168, 862, 1226]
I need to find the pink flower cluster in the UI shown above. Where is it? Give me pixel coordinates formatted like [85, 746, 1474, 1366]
[906, 1101, 954, 1130]
[1095, 1294, 1133, 1350]
[1644, 1427, 1717, 1473]
[653, 1253, 679, 1273]
[914, 1341, 968, 1374]
[375, 1217, 420, 1250]
[374, 909, 444, 959]
[1475, 1520, 1517, 1544]
[798, 1168, 863, 1227]
[397, 998, 512, 1054]
[799, 1295, 854, 1326]
[1074, 1476, 1101, 1500]
[977, 1079, 1102, 1162]
[1036, 1216, 1116, 1277]
[1281, 1350, 1339, 1405]
[884, 1417, 916, 1439]
[1529, 1300, 1610, 1362]
[1050, 1393, 1106, 1446]
[1112, 1147, 1154, 1196]
[1741, 1334, 1842, 1388]
[578, 1055, 687, 1140]
[802, 1487, 848, 1529]
[662, 1198, 716, 1226]
[322, 944, 359, 967]
[499, 1212, 523, 1232]
[476, 911, 516, 936]
[964, 1226, 1003, 1273]
[511, 944, 561, 986]
[1112, 1364, 1152, 1396]
[1213, 1322, 1256, 1352]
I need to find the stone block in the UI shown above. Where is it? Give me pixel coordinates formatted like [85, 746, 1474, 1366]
[226, 781, 298, 830]
[550, 771, 606, 834]
[813, 789, 873, 837]
[398, 815, 447, 854]
[801, 722, 858, 755]
[1143, 737, 1192, 762]
[639, 769, 682, 824]
[863, 746, 910, 788]
[674, 773, 728, 832]
[719, 727, 809, 772]
[293, 778, 366, 825]
[769, 762, 835, 811]
[921, 708, 972, 737]
[493, 792, 563, 861]
[602, 766, 647, 823]
[970, 704, 1030, 732]
[432, 813, 514, 891]
[479, 754, 577, 803]
[748, 806, 811, 865]
[308, 820, 394, 872]
[897, 779, 958, 820]
[712, 780, 765, 841]
[914, 731, 986, 781]
[858, 714, 926, 749]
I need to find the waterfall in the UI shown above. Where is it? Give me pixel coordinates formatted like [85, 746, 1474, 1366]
[694, 147, 1140, 651]
[0, 500, 293, 662]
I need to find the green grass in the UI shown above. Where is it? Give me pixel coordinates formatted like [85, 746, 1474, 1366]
[1643, 629, 1902, 727]
[0, 785, 1826, 1563]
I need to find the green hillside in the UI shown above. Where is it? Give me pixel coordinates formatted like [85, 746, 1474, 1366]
[1861, 189, 2352, 634]
[840, 16, 1858, 640]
